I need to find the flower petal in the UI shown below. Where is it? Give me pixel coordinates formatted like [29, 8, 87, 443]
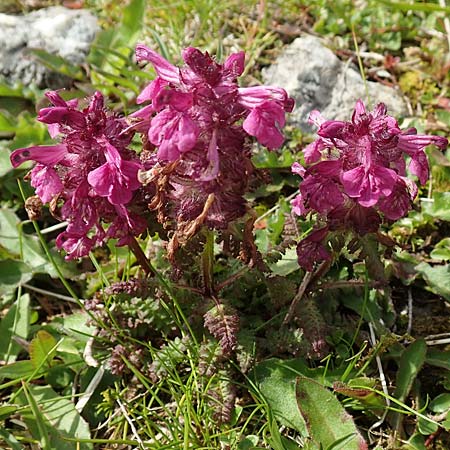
[135, 44, 180, 84]
[242, 102, 285, 149]
[136, 77, 167, 104]
[87, 164, 114, 197]
[342, 165, 397, 207]
[224, 51, 245, 78]
[398, 134, 448, 153]
[408, 149, 429, 185]
[10, 144, 68, 168]
[30, 164, 63, 203]
[38, 107, 86, 129]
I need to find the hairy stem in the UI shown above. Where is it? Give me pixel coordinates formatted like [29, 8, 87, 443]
[202, 229, 215, 296]
[128, 236, 155, 276]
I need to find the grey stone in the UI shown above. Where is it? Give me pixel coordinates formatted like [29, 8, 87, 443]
[263, 34, 408, 133]
[0, 6, 99, 89]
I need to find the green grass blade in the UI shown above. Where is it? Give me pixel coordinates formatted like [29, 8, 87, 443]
[21, 382, 51, 450]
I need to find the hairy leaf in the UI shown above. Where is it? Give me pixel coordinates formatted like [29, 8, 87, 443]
[207, 370, 236, 424]
[254, 358, 308, 436]
[204, 303, 239, 355]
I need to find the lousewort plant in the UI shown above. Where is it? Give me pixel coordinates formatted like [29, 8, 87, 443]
[10, 91, 148, 259]
[132, 45, 294, 262]
[10, 46, 294, 267]
[292, 100, 448, 271]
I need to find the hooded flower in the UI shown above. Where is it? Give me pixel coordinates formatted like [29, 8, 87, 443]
[291, 99, 448, 270]
[134, 45, 294, 235]
[87, 141, 142, 205]
[10, 91, 146, 259]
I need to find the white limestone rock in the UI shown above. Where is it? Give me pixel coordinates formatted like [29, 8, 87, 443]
[0, 6, 99, 88]
[263, 35, 408, 132]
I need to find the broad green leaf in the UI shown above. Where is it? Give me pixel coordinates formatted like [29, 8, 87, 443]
[0, 208, 48, 270]
[435, 110, 450, 128]
[295, 377, 367, 450]
[417, 415, 438, 435]
[0, 97, 32, 117]
[9, 111, 50, 150]
[21, 382, 52, 450]
[29, 330, 57, 369]
[430, 247, 450, 261]
[45, 366, 73, 389]
[422, 192, 450, 221]
[281, 436, 306, 450]
[0, 209, 75, 279]
[17, 384, 93, 450]
[254, 359, 308, 436]
[50, 311, 93, 344]
[394, 339, 427, 403]
[429, 393, 450, 413]
[0, 260, 33, 296]
[415, 262, 450, 301]
[390, 338, 427, 431]
[0, 82, 27, 97]
[253, 147, 296, 169]
[443, 411, 450, 431]
[0, 360, 44, 380]
[340, 289, 383, 325]
[237, 435, 259, 450]
[406, 433, 427, 450]
[0, 293, 29, 362]
[426, 348, 450, 370]
[268, 247, 300, 276]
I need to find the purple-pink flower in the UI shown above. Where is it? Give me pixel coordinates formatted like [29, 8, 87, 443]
[292, 99, 448, 271]
[10, 91, 146, 259]
[134, 45, 294, 165]
[87, 141, 142, 205]
[133, 45, 294, 232]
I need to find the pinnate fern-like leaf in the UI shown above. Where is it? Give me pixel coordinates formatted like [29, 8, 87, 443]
[204, 302, 239, 356]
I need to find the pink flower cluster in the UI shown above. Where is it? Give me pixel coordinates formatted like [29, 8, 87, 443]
[132, 45, 294, 229]
[10, 91, 146, 259]
[292, 100, 448, 271]
[9, 46, 294, 261]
